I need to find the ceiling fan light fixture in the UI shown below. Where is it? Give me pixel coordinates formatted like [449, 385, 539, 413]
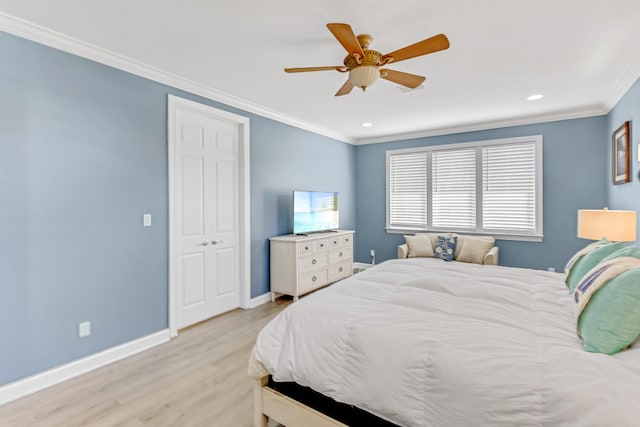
[349, 66, 379, 91]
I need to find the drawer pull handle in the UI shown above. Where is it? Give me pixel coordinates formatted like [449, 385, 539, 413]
[333, 241, 338, 244]
[312, 259, 317, 265]
[339, 267, 343, 272]
[320, 243, 324, 247]
[346, 238, 349, 242]
[305, 246, 309, 250]
[312, 276, 317, 282]
[339, 252, 343, 257]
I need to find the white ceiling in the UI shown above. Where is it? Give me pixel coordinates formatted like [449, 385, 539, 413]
[1, 0, 640, 144]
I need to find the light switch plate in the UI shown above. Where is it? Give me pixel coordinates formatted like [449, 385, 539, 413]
[143, 214, 152, 227]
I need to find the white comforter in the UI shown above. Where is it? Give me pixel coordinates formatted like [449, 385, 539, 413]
[256, 258, 640, 426]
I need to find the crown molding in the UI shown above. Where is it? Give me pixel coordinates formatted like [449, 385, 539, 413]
[0, 12, 353, 144]
[603, 51, 640, 112]
[352, 106, 608, 145]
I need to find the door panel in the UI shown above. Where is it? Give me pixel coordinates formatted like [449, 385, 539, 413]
[181, 252, 206, 306]
[180, 156, 205, 236]
[216, 248, 236, 296]
[215, 159, 236, 233]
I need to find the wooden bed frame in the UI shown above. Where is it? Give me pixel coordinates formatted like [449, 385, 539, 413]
[254, 375, 347, 427]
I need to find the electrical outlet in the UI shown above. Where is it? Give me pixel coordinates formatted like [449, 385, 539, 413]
[78, 321, 91, 338]
[370, 249, 375, 257]
[143, 214, 152, 227]
[547, 267, 556, 273]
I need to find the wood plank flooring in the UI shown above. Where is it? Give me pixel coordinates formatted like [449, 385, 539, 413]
[0, 299, 290, 427]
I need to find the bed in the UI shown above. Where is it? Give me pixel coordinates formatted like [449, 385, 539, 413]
[250, 258, 640, 426]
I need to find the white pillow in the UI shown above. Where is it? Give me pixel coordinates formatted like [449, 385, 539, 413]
[456, 236, 495, 264]
[404, 235, 434, 258]
[415, 232, 445, 249]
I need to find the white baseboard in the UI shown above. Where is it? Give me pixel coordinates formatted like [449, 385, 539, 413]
[245, 292, 271, 309]
[0, 329, 171, 406]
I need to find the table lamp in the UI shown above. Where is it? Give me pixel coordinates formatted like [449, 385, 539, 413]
[577, 208, 637, 242]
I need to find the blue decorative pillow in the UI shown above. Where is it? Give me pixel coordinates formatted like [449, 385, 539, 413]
[434, 235, 457, 261]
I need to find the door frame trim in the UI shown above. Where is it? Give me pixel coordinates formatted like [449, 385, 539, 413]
[167, 94, 251, 337]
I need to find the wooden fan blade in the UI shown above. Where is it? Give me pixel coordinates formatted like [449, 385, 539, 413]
[327, 23, 365, 58]
[380, 69, 426, 89]
[382, 34, 450, 64]
[335, 79, 354, 96]
[284, 66, 342, 73]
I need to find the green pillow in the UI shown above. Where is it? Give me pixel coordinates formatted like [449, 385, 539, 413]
[601, 246, 640, 262]
[578, 267, 640, 354]
[566, 242, 625, 291]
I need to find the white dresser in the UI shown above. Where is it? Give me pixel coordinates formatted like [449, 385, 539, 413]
[269, 230, 354, 301]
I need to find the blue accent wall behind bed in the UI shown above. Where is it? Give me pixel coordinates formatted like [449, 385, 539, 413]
[354, 116, 609, 271]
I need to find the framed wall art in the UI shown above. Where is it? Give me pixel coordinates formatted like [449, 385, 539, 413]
[613, 121, 631, 185]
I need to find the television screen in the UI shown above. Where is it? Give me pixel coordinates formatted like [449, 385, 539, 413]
[293, 191, 339, 234]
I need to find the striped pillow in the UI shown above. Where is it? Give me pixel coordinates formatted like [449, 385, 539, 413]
[575, 257, 640, 354]
[564, 240, 625, 291]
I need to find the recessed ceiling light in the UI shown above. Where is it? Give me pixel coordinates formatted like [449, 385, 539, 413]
[362, 122, 373, 127]
[527, 94, 544, 101]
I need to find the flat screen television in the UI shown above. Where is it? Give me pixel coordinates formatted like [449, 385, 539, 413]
[293, 190, 339, 234]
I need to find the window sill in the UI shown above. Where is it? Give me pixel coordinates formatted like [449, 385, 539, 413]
[386, 227, 544, 243]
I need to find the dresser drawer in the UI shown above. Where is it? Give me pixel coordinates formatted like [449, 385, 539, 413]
[299, 252, 328, 274]
[329, 260, 352, 282]
[329, 236, 342, 247]
[314, 239, 330, 252]
[299, 269, 329, 295]
[298, 242, 314, 256]
[329, 246, 352, 264]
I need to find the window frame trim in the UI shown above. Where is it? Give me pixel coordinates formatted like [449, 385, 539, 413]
[386, 135, 543, 242]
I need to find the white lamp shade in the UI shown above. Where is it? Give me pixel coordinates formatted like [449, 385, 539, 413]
[577, 209, 637, 241]
[349, 66, 379, 89]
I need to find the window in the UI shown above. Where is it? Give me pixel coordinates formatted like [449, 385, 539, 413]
[386, 135, 543, 241]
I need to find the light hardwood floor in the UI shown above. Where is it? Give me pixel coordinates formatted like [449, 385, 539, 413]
[0, 300, 290, 427]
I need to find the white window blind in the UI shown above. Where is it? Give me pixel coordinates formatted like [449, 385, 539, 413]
[432, 149, 476, 229]
[482, 143, 536, 232]
[388, 152, 427, 227]
[386, 135, 542, 241]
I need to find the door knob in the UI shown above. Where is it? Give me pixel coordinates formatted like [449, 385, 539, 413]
[211, 240, 224, 245]
[200, 241, 210, 246]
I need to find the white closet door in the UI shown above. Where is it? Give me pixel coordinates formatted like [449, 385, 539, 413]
[175, 108, 239, 329]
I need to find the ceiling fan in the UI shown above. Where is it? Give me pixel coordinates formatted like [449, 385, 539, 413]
[284, 23, 450, 96]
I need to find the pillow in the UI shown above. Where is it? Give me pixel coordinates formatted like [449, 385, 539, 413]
[434, 235, 457, 261]
[453, 234, 494, 260]
[565, 239, 609, 278]
[457, 236, 495, 264]
[415, 232, 443, 249]
[601, 246, 640, 263]
[565, 241, 625, 291]
[404, 235, 434, 258]
[575, 257, 640, 354]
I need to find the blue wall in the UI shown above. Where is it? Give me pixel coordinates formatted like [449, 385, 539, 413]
[354, 117, 609, 271]
[0, 32, 355, 385]
[607, 78, 640, 241]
